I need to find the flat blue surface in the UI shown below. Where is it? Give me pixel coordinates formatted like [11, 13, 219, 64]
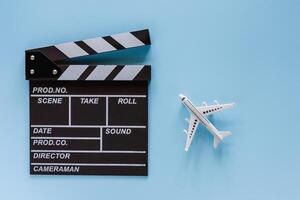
[0, 0, 300, 199]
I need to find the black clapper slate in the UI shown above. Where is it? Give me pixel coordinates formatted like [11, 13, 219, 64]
[25, 29, 151, 176]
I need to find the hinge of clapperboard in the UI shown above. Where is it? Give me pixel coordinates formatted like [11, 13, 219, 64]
[25, 29, 151, 81]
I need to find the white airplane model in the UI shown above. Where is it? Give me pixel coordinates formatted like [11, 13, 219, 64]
[179, 94, 234, 151]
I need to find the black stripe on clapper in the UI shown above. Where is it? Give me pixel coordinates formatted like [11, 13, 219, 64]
[54, 65, 70, 80]
[102, 36, 125, 50]
[38, 46, 69, 62]
[58, 65, 69, 74]
[78, 65, 97, 80]
[75, 41, 98, 55]
[105, 65, 125, 80]
[131, 29, 151, 45]
[133, 65, 151, 81]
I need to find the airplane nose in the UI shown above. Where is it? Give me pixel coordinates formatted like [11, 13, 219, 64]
[179, 94, 185, 100]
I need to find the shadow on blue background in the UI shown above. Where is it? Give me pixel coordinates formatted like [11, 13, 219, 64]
[0, 0, 300, 200]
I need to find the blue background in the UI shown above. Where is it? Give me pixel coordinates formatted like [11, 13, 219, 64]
[0, 0, 299, 199]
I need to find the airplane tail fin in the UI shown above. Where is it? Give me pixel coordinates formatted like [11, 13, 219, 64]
[213, 131, 232, 148]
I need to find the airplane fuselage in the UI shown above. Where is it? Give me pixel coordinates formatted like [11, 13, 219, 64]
[181, 96, 222, 139]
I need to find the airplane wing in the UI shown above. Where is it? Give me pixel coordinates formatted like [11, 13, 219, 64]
[184, 114, 201, 151]
[197, 103, 234, 116]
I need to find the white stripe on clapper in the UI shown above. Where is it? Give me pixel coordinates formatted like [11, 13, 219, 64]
[55, 42, 88, 58]
[86, 65, 116, 80]
[83, 37, 116, 53]
[112, 32, 145, 48]
[114, 65, 144, 80]
[58, 65, 89, 80]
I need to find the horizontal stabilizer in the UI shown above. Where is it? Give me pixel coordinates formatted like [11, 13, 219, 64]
[213, 131, 232, 148]
[220, 131, 232, 139]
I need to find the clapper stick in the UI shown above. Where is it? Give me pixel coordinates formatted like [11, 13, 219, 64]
[25, 29, 151, 81]
[25, 29, 151, 176]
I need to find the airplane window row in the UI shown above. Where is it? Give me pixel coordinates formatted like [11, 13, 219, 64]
[203, 107, 222, 114]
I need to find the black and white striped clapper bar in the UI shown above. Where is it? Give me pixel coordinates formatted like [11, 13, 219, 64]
[25, 29, 151, 176]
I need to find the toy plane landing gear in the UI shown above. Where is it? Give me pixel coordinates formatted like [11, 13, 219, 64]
[179, 94, 234, 151]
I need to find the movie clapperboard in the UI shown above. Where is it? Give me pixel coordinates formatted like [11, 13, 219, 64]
[25, 29, 151, 176]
